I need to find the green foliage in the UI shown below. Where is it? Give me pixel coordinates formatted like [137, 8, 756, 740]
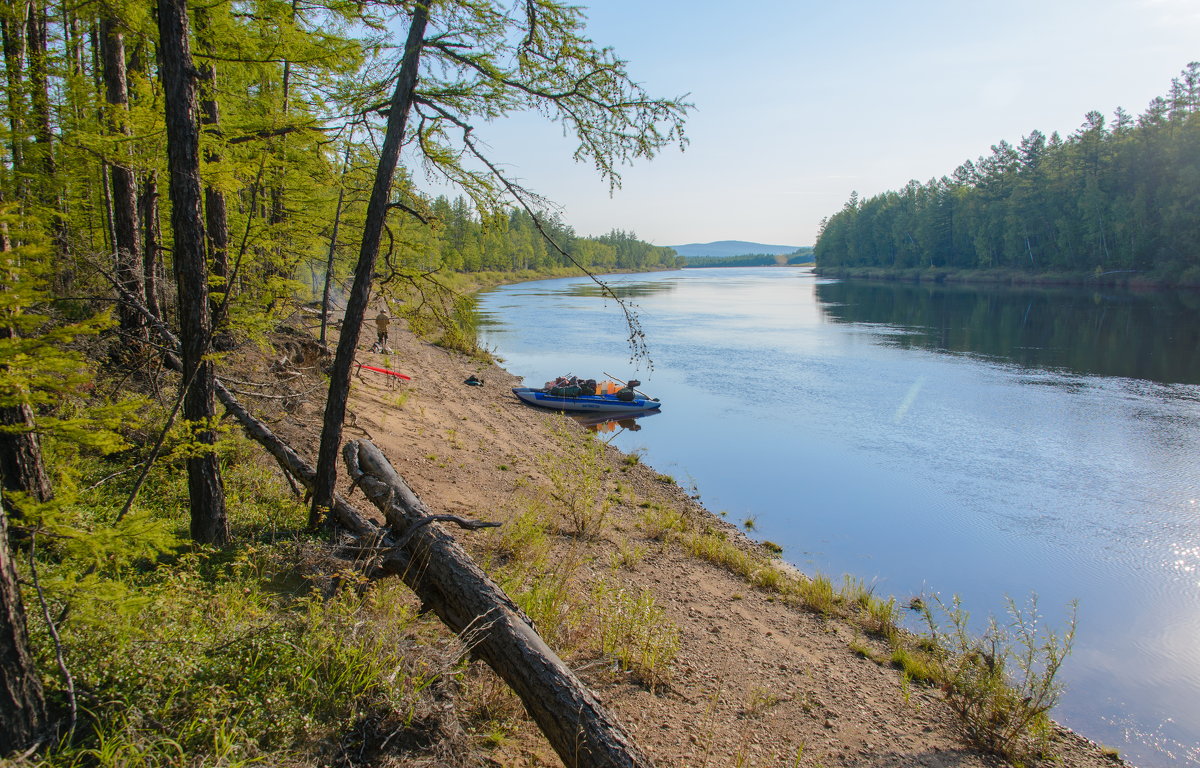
[815, 63, 1200, 283]
[638, 503, 689, 542]
[17, 433, 455, 766]
[683, 248, 814, 268]
[537, 419, 611, 538]
[591, 579, 679, 691]
[0, 211, 128, 459]
[913, 594, 1077, 761]
[889, 645, 940, 685]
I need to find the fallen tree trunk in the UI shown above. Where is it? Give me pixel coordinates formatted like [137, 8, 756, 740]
[101, 272, 377, 537]
[211, 380, 377, 537]
[98, 273, 653, 765]
[344, 439, 655, 768]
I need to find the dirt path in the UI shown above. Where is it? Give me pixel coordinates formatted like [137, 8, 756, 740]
[268, 323, 1121, 768]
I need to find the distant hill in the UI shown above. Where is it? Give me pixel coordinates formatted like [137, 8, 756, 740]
[668, 240, 802, 259]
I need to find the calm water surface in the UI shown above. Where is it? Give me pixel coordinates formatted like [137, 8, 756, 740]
[476, 266, 1200, 768]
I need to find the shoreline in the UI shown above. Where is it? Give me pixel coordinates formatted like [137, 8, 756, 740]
[319, 316, 1128, 767]
[813, 264, 1200, 291]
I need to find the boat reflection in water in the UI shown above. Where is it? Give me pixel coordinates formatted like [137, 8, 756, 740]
[573, 409, 659, 434]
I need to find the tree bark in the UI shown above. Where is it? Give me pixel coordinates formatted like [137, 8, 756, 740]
[0, 488, 46, 756]
[0, 282, 51, 501]
[100, 16, 145, 340]
[344, 440, 654, 768]
[0, 1, 29, 199]
[0, 401, 51, 504]
[138, 172, 162, 322]
[319, 141, 352, 346]
[311, 3, 429, 525]
[156, 0, 229, 546]
[193, 7, 229, 324]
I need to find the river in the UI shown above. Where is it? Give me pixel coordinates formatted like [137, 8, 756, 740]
[475, 265, 1200, 768]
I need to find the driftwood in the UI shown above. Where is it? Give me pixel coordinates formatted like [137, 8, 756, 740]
[344, 439, 655, 768]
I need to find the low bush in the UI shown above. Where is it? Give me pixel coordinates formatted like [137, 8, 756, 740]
[913, 593, 1077, 761]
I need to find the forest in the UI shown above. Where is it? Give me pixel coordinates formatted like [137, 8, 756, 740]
[0, 0, 690, 762]
[813, 63, 1200, 285]
[682, 247, 813, 268]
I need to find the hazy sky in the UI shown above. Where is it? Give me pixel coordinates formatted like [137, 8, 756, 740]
[411, 1, 1200, 248]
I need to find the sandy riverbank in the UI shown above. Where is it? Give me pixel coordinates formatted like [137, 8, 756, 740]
[271, 320, 1123, 768]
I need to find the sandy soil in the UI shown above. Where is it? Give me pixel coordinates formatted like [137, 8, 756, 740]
[259, 321, 1122, 768]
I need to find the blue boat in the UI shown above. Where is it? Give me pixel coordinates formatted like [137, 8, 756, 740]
[512, 386, 662, 415]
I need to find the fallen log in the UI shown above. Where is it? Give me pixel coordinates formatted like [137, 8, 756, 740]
[96, 272, 653, 765]
[344, 439, 655, 768]
[96, 267, 375, 536]
[211, 379, 377, 537]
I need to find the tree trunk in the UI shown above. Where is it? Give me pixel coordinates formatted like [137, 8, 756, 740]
[0, 263, 51, 503]
[0, 402, 51, 505]
[138, 172, 162, 322]
[344, 440, 655, 768]
[1, 1, 29, 200]
[311, 3, 429, 525]
[156, 0, 229, 546]
[100, 16, 145, 340]
[25, 0, 68, 278]
[0, 488, 46, 756]
[319, 140, 352, 346]
[193, 7, 229, 324]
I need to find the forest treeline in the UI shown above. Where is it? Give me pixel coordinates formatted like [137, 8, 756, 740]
[813, 63, 1200, 284]
[0, 0, 690, 760]
[418, 201, 681, 276]
[683, 247, 813, 268]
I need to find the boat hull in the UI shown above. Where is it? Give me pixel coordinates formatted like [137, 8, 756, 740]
[512, 387, 662, 414]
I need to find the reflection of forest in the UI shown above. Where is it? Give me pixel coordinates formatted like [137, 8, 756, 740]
[815, 280, 1200, 384]
[563, 281, 678, 299]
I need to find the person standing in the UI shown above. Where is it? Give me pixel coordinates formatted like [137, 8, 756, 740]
[374, 308, 391, 351]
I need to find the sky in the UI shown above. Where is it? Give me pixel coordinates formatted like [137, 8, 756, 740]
[409, 0, 1200, 248]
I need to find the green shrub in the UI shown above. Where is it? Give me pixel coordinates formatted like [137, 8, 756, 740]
[914, 594, 1077, 761]
[538, 421, 611, 538]
[21, 434, 456, 766]
[591, 580, 679, 691]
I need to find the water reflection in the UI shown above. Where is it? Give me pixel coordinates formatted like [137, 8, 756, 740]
[574, 410, 658, 434]
[561, 280, 679, 299]
[815, 280, 1200, 385]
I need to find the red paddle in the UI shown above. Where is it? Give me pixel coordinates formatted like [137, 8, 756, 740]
[357, 363, 412, 381]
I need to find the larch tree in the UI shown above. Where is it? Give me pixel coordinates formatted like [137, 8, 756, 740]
[193, 5, 231, 324]
[310, 0, 689, 523]
[311, 0, 430, 525]
[0, 488, 45, 756]
[156, 0, 230, 546]
[101, 10, 146, 341]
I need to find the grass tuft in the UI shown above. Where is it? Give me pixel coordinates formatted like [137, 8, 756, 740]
[591, 580, 679, 691]
[538, 419, 612, 538]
